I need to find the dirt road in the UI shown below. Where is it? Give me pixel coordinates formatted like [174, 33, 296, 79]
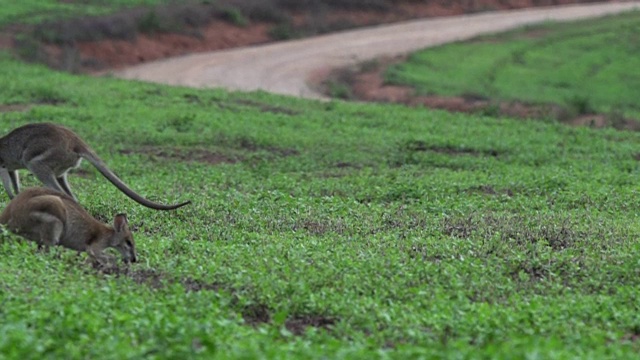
[114, 2, 639, 100]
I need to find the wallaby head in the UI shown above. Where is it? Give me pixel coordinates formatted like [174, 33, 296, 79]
[0, 122, 191, 211]
[0, 187, 137, 265]
[111, 213, 136, 263]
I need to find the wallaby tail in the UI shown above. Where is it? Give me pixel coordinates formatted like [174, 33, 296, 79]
[81, 150, 191, 211]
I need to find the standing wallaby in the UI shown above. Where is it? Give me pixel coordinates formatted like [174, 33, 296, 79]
[0, 187, 136, 264]
[0, 122, 190, 210]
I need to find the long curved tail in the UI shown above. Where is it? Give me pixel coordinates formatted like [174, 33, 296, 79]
[80, 150, 191, 211]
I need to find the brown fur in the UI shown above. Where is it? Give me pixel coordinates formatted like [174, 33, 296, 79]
[0, 123, 190, 210]
[0, 187, 136, 264]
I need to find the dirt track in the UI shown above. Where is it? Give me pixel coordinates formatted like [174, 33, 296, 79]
[113, 2, 639, 100]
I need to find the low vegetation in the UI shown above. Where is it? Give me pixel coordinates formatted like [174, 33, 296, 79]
[2, 3, 640, 359]
[2, 44, 640, 356]
[384, 10, 640, 122]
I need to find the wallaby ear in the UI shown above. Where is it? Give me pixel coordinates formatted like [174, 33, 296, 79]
[113, 213, 129, 233]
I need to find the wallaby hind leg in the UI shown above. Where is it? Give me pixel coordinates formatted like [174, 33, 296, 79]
[0, 168, 19, 199]
[30, 211, 64, 248]
[27, 162, 71, 198]
[56, 173, 77, 201]
[9, 170, 19, 196]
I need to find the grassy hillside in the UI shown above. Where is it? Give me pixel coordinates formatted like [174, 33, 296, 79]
[2, 49, 640, 358]
[0, 0, 169, 26]
[385, 11, 640, 120]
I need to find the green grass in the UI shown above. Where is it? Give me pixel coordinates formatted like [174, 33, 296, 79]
[385, 11, 640, 120]
[0, 0, 172, 27]
[2, 51, 640, 358]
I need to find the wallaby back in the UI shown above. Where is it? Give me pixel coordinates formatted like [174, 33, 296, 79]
[0, 122, 190, 210]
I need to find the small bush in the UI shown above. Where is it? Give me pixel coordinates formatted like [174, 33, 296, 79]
[269, 22, 297, 40]
[137, 10, 164, 33]
[326, 80, 353, 100]
[13, 35, 48, 64]
[566, 95, 595, 115]
[220, 7, 249, 27]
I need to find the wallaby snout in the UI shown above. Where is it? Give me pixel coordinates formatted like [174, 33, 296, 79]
[123, 252, 137, 264]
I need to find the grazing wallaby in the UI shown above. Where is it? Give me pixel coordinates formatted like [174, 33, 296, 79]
[0, 187, 136, 264]
[0, 122, 190, 210]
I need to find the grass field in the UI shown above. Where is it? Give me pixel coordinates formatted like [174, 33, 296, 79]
[3, 54, 640, 358]
[2, 9, 640, 360]
[385, 11, 640, 120]
[0, 0, 170, 27]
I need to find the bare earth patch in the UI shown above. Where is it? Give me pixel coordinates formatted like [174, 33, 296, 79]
[403, 139, 501, 157]
[0, 104, 32, 113]
[464, 185, 515, 197]
[242, 302, 336, 336]
[233, 99, 301, 116]
[82, 22, 272, 70]
[284, 315, 336, 336]
[119, 147, 239, 165]
[100, 265, 336, 335]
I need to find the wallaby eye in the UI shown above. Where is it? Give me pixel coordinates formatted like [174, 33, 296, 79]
[125, 239, 133, 247]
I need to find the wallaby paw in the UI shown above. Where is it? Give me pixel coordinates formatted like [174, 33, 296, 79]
[89, 255, 120, 273]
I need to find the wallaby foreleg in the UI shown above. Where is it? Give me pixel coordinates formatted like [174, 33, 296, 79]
[86, 245, 115, 268]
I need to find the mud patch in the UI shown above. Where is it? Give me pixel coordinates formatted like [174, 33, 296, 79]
[242, 303, 336, 335]
[293, 219, 348, 236]
[233, 99, 300, 116]
[0, 104, 32, 113]
[241, 303, 272, 326]
[100, 266, 223, 292]
[403, 140, 500, 157]
[335, 161, 360, 168]
[285, 315, 336, 335]
[120, 142, 298, 166]
[621, 330, 640, 344]
[181, 277, 223, 292]
[442, 212, 582, 251]
[316, 162, 363, 178]
[119, 147, 239, 165]
[463, 185, 515, 197]
[99, 267, 168, 289]
[233, 136, 300, 157]
[98, 265, 336, 334]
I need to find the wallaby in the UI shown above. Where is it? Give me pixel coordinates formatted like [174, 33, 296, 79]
[0, 122, 190, 210]
[0, 187, 136, 264]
